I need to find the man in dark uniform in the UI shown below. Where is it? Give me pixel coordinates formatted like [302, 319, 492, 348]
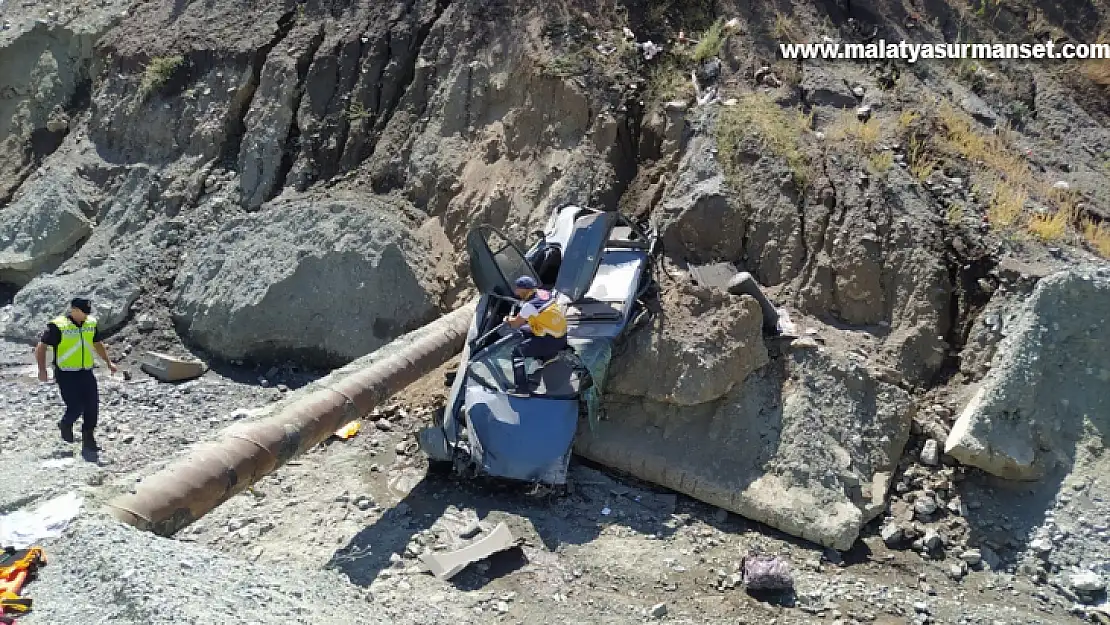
[34, 297, 117, 457]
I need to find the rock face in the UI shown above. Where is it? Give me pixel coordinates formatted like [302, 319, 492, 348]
[580, 342, 912, 551]
[171, 193, 444, 367]
[605, 282, 768, 406]
[945, 268, 1110, 480]
[0, 17, 108, 203]
[0, 169, 94, 286]
[654, 132, 747, 264]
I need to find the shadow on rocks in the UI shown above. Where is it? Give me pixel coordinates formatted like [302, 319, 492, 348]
[325, 460, 684, 590]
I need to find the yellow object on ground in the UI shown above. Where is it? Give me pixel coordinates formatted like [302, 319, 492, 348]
[333, 421, 361, 439]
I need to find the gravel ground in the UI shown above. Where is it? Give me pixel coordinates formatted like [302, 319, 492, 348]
[1, 338, 1107, 624]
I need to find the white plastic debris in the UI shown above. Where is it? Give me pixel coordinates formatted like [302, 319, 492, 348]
[776, 308, 797, 336]
[41, 458, 76, 469]
[1070, 570, 1106, 593]
[638, 41, 662, 60]
[1053, 180, 1070, 190]
[0, 491, 84, 548]
[601, 507, 612, 516]
[723, 18, 741, 33]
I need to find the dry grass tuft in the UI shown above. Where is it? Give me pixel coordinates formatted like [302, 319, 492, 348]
[693, 18, 724, 61]
[1082, 219, 1110, 258]
[773, 11, 804, 44]
[985, 179, 1026, 228]
[868, 151, 894, 173]
[936, 103, 1031, 190]
[139, 55, 185, 99]
[908, 135, 938, 181]
[1027, 208, 1072, 241]
[717, 92, 813, 186]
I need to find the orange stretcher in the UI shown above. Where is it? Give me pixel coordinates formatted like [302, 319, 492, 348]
[0, 547, 46, 620]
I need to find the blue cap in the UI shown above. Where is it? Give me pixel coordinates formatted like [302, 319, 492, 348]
[513, 275, 538, 290]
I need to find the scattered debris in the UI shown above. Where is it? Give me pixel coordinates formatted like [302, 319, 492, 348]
[741, 554, 794, 592]
[920, 439, 939, 466]
[139, 351, 206, 382]
[1070, 570, 1106, 594]
[420, 522, 515, 581]
[333, 421, 361, 440]
[637, 41, 662, 60]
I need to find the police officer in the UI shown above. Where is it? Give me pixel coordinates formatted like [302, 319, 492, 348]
[34, 297, 117, 456]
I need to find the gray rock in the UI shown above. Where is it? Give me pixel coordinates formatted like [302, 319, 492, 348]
[649, 602, 668, 618]
[238, 45, 312, 209]
[655, 133, 747, 263]
[915, 495, 938, 518]
[5, 259, 142, 340]
[0, 170, 94, 286]
[880, 522, 904, 546]
[172, 193, 444, 367]
[605, 281, 768, 406]
[580, 344, 912, 551]
[923, 529, 942, 551]
[1069, 570, 1105, 593]
[920, 439, 939, 466]
[1030, 537, 1053, 556]
[945, 270, 1110, 480]
[800, 67, 858, 108]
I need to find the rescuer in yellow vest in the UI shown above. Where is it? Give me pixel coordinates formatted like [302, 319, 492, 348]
[504, 275, 568, 394]
[33, 298, 117, 458]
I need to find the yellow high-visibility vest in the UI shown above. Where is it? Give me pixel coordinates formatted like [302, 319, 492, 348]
[52, 315, 97, 371]
[526, 294, 567, 337]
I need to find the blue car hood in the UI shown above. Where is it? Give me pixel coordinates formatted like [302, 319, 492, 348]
[463, 384, 578, 483]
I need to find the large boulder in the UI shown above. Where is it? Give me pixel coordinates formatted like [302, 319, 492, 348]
[605, 281, 768, 406]
[654, 132, 748, 264]
[3, 260, 143, 341]
[171, 193, 445, 367]
[945, 268, 1110, 480]
[0, 170, 94, 286]
[580, 345, 913, 551]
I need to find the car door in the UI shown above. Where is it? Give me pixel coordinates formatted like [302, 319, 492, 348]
[554, 210, 618, 302]
[466, 224, 540, 297]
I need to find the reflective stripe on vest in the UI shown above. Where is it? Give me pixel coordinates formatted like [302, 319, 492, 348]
[526, 292, 567, 338]
[53, 315, 97, 371]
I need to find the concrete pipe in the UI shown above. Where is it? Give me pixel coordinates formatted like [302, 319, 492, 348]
[105, 301, 477, 536]
[727, 272, 779, 334]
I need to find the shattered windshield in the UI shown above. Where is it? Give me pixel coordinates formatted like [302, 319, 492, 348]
[467, 334, 585, 399]
[468, 336, 518, 392]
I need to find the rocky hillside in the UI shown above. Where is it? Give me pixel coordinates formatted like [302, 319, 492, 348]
[1, 0, 1109, 622]
[1, 0, 1108, 365]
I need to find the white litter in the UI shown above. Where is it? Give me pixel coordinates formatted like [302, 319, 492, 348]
[41, 458, 76, 469]
[776, 308, 797, 336]
[637, 41, 662, 60]
[0, 491, 84, 548]
[601, 507, 612, 516]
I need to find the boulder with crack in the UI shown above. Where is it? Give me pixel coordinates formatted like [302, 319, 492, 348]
[577, 285, 912, 551]
[171, 192, 447, 368]
[945, 268, 1110, 480]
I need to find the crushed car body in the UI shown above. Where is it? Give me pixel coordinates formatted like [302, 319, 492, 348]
[418, 204, 661, 485]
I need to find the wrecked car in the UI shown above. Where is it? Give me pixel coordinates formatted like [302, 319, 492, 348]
[418, 204, 661, 485]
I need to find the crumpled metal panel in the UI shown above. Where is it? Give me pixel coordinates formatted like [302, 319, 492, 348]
[463, 384, 578, 485]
